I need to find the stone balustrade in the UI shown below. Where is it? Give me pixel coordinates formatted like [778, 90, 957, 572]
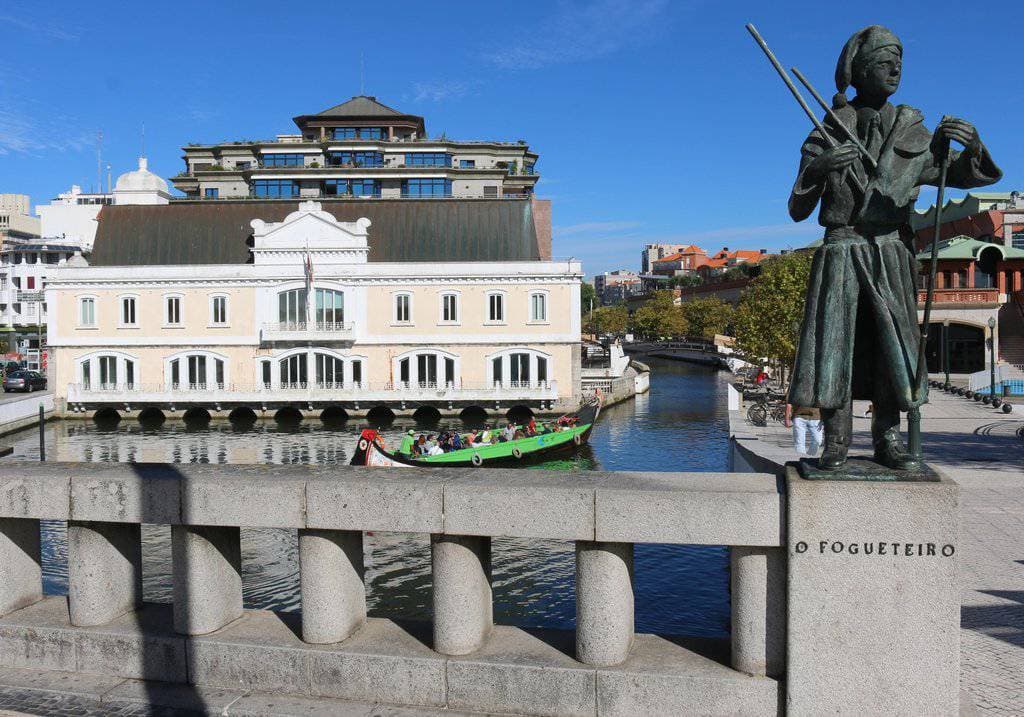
[0, 462, 785, 715]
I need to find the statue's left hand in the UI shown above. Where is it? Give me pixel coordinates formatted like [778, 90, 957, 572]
[937, 117, 981, 156]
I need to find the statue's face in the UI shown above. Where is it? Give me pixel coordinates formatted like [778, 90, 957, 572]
[855, 49, 902, 99]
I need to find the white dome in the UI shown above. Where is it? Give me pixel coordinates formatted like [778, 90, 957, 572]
[115, 157, 168, 193]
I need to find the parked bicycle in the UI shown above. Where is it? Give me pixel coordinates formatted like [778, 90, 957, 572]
[746, 394, 787, 427]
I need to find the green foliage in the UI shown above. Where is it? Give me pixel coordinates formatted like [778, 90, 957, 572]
[733, 251, 813, 368]
[669, 273, 703, 288]
[680, 296, 733, 339]
[630, 291, 687, 339]
[580, 283, 597, 313]
[584, 305, 628, 335]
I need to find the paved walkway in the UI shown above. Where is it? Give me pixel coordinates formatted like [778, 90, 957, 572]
[732, 390, 1024, 715]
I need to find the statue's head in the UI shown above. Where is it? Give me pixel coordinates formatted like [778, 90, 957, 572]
[834, 25, 903, 106]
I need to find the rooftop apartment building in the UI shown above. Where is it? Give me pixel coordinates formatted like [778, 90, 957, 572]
[171, 96, 540, 201]
[593, 269, 643, 305]
[0, 194, 41, 244]
[36, 185, 113, 252]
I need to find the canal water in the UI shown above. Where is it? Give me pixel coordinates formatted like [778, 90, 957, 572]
[2, 359, 733, 637]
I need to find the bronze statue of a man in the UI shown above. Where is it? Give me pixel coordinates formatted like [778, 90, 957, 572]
[787, 25, 1001, 471]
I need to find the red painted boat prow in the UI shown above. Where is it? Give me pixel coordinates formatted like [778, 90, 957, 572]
[349, 429, 415, 468]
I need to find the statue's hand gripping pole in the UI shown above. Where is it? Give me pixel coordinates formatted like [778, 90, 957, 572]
[745, 23, 866, 194]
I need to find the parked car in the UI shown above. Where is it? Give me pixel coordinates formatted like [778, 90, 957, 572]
[3, 370, 46, 393]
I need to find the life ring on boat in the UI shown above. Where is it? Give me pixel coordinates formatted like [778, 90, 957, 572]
[512, 447, 523, 459]
[573, 433, 582, 446]
[471, 453, 483, 466]
[358, 439, 369, 451]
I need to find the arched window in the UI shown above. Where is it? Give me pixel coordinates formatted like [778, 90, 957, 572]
[315, 352, 345, 388]
[486, 348, 551, 388]
[394, 349, 459, 389]
[76, 351, 138, 391]
[166, 351, 227, 390]
[280, 353, 307, 388]
[278, 288, 307, 329]
[315, 288, 345, 328]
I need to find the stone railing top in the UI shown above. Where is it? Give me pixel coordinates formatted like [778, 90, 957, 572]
[0, 462, 783, 546]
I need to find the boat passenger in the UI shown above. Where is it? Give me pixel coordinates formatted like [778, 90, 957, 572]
[501, 423, 516, 442]
[526, 418, 537, 436]
[466, 429, 478, 445]
[452, 432, 463, 450]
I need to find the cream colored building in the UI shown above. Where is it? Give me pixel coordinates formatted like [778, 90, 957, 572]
[47, 200, 580, 419]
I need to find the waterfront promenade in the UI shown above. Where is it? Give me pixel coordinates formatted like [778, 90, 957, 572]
[731, 390, 1024, 715]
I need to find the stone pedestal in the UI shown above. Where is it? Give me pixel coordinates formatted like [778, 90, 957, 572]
[785, 465, 960, 715]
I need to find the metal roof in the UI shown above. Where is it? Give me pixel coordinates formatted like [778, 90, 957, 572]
[313, 96, 408, 118]
[89, 199, 542, 267]
[916, 235, 1024, 261]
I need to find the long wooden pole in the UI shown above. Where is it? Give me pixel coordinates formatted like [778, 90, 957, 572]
[791, 66, 879, 173]
[907, 136, 950, 461]
[745, 24, 865, 193]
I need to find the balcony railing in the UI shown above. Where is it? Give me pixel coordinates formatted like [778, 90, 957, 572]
[66, 380, 559, 405]
[170, 193, 534, 202]
[917, 288, 999, 305]
[261, 321, 354, 343]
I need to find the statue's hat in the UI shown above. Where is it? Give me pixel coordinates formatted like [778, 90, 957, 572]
[834, 25, 902, 106]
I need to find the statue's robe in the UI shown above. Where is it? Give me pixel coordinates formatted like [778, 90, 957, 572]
[788, 100, 1001, 411]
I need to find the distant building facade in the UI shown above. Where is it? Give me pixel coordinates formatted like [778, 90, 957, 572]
[593, 269, 643, 304]
[36, 186, 112, 252]
[0, 194, 40, 244]
[171, 96, 539, 201]
[641, 243, 694, 273]
[909, 191, 1024, 375]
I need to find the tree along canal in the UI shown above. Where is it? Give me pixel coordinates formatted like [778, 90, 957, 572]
[2, 359, 733, 637]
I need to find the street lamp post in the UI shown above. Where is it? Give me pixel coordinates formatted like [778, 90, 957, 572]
[987, 316, 997, 402]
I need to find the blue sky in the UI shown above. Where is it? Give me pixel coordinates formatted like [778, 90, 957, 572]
[1, 1, 1019, 276]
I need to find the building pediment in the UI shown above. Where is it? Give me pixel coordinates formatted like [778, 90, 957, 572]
[250, 201, 370, 265]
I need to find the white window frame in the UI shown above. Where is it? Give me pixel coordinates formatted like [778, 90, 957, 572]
[392, 291, 413, 325]
[75, 351, 139, 392]
[209, 293, 229, 327]
[528, 290, 549, 324]
[164, 349, 229, 390]
[117, 294, 139, 328]
[163, 293, 184, 328]
[485, 347, 553, 388]
[438, 291, 461, 325]
[392, 348, 460, 389]
[485, 290, 507, 325]
[77, 294, 98, 329]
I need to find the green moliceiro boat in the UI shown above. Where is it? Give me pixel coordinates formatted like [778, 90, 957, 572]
[350, 397, 601, 468]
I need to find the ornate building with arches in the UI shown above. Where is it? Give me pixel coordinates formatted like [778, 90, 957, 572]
[46, 199, 581, 419]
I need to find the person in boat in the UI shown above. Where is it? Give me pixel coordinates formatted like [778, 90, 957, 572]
[451, 431, 463, 450]
[526, 417, 538, 437]
[466, 429, 478, 445]
[501, 423, 516, 442]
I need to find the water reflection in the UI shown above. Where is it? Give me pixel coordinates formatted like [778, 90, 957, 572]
[11, 359, 732, 637]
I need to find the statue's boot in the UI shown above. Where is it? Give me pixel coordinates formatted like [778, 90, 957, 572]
[871, 402, 922, 471]
[818, 405, 852, 470]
